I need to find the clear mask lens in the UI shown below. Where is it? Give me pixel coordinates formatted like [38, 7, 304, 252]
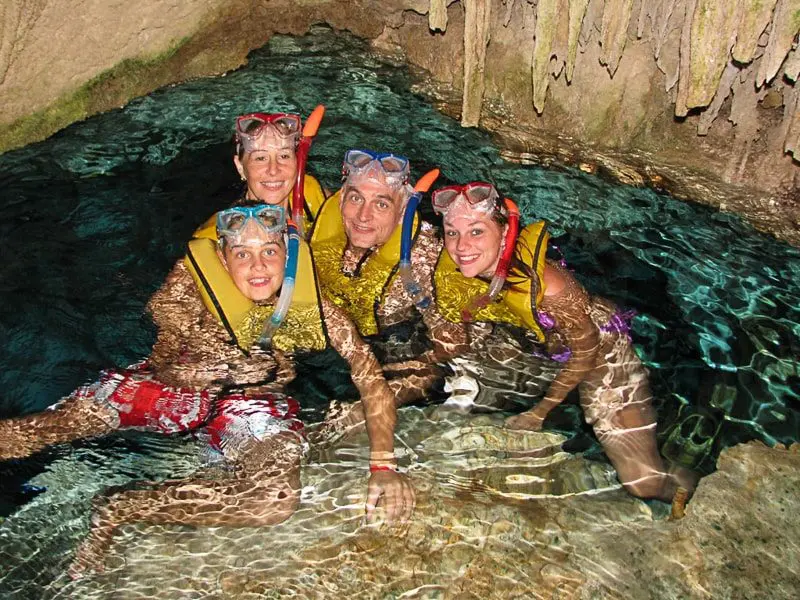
[217, 205, 286, 239]
[433, 183, 498, 215]
[343, 149, 410, 186]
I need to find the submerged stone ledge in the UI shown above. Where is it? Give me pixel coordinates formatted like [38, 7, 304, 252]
[8, 410, 795, 599]
[0, 1, 797, 245]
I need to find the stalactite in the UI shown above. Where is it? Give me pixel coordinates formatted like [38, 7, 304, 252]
[652, 0, 678, 62]
[785, 48, 800, 82]
[637, 0, 652, 38]
[675, 0, 698, 117]
[697, 62, 739, 135]
[566, 0, 590, 82]
[531, 0, 560, 113]
[732, 0, 778, 65]
[755, 0, 800, 88]
[784, 85, 800, 158]
[684, 0, 741, 109]
[502, 0, 516, 27]
[599, 0, 635, 77]
[461, 0, 492, 127]
[429, 0, 449, 32]
[579, 0, 603, 49]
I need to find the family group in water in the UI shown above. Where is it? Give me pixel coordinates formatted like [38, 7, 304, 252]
[0, 106, 698, 577]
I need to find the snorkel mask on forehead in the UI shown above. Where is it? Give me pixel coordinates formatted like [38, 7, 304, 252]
[233, 106, 325, 238]
[235, 113, 301, 153]
[432, 182, 521, 320]
[216, 205, 286, 245]
[216, 204, 300, 349]
[342, 149, 411, 187]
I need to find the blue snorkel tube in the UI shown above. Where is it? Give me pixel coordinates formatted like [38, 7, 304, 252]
[398, 169, 440, 309]
[258, 220, 301, 349]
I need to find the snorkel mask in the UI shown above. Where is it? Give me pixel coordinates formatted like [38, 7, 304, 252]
[235, 113, 301, 153]
[216, 205, 300, 349]
[342, 149, 411, 188]
[234, 106, 325, 237]
[341, 149, 435, 308]
[432, 182, 521, 320]
[217, 205, 286, 245]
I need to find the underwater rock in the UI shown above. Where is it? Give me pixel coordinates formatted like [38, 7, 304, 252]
[3, 414, 800, 598]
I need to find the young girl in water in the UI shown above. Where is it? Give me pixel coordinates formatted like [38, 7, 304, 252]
[431, 182, 696, 502]
[0, 204, 413, 576]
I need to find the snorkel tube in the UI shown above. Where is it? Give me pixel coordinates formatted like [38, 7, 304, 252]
[461, 198, 520, 321]
[258, 220, 301, 349]
[292, 105, 326, 237]
[399, 169, 440, 309]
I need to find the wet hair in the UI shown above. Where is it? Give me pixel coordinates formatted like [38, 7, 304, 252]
[341, 176, 415, 208]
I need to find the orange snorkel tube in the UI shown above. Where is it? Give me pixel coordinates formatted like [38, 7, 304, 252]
[461, 198, 521, 321]
[292, 104, 325, 237]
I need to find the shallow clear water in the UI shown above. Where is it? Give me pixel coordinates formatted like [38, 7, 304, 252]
[0, 25, 799, 598]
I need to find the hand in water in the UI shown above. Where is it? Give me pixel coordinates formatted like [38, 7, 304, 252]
[505, 410, 546, 431]
[366, 470, 415, 525]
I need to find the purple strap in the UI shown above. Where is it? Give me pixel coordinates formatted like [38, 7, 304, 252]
[599, 309, 637, 339]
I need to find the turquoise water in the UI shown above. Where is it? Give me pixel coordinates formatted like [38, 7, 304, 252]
[0, 25, 799, 596]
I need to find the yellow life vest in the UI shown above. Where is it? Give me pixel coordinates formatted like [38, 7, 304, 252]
[434, 221, 549, 342]
[184, 235, 328, 354]
[192, 173, 327, 239]
[309, 190, 419, 337]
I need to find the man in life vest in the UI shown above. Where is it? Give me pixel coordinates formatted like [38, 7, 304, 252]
[309, 150, 470, 413]
[0, 204, 413, 577]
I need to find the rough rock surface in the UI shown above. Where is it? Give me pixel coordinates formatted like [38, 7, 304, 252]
[0, 0, 798, 243]
[2, 409, 798, 599]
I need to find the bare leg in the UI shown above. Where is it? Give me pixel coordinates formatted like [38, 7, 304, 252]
[0, 396, 119, 461]
[69, 430, 304, 578]
[579, 328, 678, 502]
[592, 402, 674, 501]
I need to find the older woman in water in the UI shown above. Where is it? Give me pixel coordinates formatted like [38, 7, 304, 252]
[0, 204, 412, 576]
[430, 182, 696, 502]
[192, 108, 327, 239]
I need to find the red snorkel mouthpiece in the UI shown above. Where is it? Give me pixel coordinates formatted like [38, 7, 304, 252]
[461, 198, 520, 321]
[292, 104, 325, 236]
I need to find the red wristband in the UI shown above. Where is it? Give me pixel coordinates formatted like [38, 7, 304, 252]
[369, 464, 397, 473]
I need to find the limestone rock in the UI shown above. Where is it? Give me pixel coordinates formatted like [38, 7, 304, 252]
[461, 0, 492, 126]
[755, 0, 800, 87]
[599, 0, 636, 77]
[566, 0, 591, 82]
[428, 0, 449, 31]
[685, 0, 741, 110]
[732, 0, 778, 65]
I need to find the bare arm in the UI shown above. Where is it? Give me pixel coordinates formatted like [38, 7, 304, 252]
[146, 260, 204, 371]
[508, 263, 599, 428]
[321, 297, 415, 523]
[322, 297, 396, 455]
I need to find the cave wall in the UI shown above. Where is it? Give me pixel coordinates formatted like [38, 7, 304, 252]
[1, 0, 798, 235]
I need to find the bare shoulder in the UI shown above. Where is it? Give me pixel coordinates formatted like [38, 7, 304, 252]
[542, 261, 569, 297]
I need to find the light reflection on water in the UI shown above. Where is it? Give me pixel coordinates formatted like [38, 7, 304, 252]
[0, 25, 798, 599]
